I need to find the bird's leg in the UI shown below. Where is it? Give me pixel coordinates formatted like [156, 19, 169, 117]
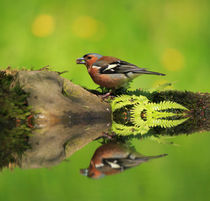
[100, 91, 112, 99]
[102, 132, 114, 139]
[95, 132, 116, 140]
[100, 88, 118, 99]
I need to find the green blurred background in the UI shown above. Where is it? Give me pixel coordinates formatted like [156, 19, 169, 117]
[0, 0, 210, 201]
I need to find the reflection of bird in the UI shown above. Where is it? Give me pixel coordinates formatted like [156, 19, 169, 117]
[80, 142, 167, 179]
[76, 53, 165, 90]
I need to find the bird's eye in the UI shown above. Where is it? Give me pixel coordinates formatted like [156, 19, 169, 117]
[87, 56, 92, 60]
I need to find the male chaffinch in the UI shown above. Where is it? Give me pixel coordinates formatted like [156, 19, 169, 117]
[76, 53, 166, 90]
[80, 142, 167, 179]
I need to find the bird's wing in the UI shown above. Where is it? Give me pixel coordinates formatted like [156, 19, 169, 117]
[94, 60, 165, 76]
[95, 60, 146, 74]
[93, 57, 166, 76]
[102, 157, 143, 170]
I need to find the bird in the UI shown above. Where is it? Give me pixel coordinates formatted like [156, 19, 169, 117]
[80, 142, 167, 179]
[76, 53, 166, 91]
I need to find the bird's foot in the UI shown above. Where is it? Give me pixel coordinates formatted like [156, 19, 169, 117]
[99, 92, 112, 99]
[95, 132, 116, 140]
[102, 132, 115, 139]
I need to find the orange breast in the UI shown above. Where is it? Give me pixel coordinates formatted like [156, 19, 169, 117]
[88, 67, 124, 89]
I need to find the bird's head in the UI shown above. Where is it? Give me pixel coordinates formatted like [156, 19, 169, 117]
[76, 53, 103, 68]
[80, 163, 105, 179]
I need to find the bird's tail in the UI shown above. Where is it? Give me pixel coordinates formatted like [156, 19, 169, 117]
[144, 153, 168, 160]
[141, 70, 166, 76]
[135, 153, 168, 162]
[134, 69, 166, 76]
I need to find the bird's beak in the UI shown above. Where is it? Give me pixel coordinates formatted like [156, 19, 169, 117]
[76, 57, 85, 64]
[80, 168, 89, 176]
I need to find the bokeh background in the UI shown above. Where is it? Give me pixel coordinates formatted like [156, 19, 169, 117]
[0, 0, 210, 201]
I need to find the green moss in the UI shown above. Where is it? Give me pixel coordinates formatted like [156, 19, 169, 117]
[0, 71, 32, 170]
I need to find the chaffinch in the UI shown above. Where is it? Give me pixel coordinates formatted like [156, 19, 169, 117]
[80, 142, 167, 179]
[76, 53, 165, 90]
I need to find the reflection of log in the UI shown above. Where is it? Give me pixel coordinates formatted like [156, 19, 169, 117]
[11, 70, 111, 169]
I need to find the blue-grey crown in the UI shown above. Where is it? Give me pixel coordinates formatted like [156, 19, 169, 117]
[83, 53, 103, 59]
